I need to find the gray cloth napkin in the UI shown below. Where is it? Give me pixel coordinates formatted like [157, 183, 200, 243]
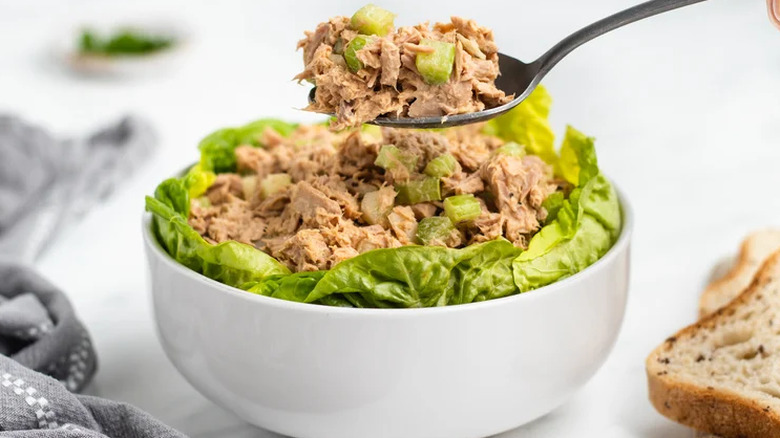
[0, 116, 187, 437]
[0, 115, 155, 262]
[0, 265, 184, 437]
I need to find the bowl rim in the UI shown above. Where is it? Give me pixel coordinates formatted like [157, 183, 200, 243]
[143, 186, 633, 317]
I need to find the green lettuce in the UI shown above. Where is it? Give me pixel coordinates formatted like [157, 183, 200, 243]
[451, 239, 523, 304]
[145, 166, 289, 287]
[483, 85, 556, 165]
[513, 127, 621, 291]
[307, 246, 466, 307]
[245, 271, 325, 302]
[199, 119, 298, 173]
[301, 239, 526, 307]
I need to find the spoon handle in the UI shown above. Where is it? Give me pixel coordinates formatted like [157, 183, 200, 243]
[533, 0, 709, 77]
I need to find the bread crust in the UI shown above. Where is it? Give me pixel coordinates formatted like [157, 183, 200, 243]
[699, 229, 780, 317]
[647, 251, 780, 437]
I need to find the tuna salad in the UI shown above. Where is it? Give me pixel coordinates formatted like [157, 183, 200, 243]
[146, 86, 622, 308]
[296, 5, 512, 130]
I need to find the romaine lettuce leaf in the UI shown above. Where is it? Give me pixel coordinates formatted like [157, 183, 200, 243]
[306, 246, 467, 308]
[246, 271, 325, 302]
[512, 164, 621, 291]
[450, 239, 523, 304]
[558, 125, 598, 185]
[182, 164, 216, 198]
[513, 214, 613, 291]
[483, 85, 556, 165]
[199, 119, 298, 173]
[145, 167, 289, 287]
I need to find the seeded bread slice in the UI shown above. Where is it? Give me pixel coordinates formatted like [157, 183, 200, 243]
[699, 229, 780, 317]
[693, 231, 780, 438]
[648, 251, 780, 438]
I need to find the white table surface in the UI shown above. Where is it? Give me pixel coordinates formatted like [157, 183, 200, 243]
[1, 0, 779, 436]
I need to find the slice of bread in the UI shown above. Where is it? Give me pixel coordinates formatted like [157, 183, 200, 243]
[699, 229, 780, 317]
[648, 251, 780, 438]
[693, 231, 780, 438]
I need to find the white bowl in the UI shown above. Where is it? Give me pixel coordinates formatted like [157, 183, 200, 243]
[142, 195, 632, 438]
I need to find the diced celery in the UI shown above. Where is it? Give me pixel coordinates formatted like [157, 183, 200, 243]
[417, 216, 455, 246]
[495, 141, 525, 157]
[361, 124, 382, 139]
[361, 187, 396, 226]
[344, 35, 370, 72]
[194, 196, 212, 209]
[241, 175, 257, 200]
[424, 153, 458, 178]
[260, 173, 292, 199]
[375, 145, 418, 171]
[443, 194, 481, 223]
[350, 4, 396, 36]
[395, 177, 441, 205]
[415, 39, 455, 85]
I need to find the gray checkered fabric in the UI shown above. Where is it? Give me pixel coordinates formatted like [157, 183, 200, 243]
[0, 263, 96, 393]
[0, 354, 185, 437]
[0, 117, 187, 436]
[0, 115, 155, 263]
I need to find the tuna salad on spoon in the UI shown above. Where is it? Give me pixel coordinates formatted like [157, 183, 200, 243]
[297, 4, 512, 129]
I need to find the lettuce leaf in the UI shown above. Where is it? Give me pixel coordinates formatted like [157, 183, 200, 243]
[199, 119, 298, 173]
[306, 246, 466, 308]
[302, 240, 529, 307]
[512, 125, 621, 292]
[558, 125, 598, 185]
[246, 271, 325, 302]
[450, 239, 523, 304]
[145, 167, 289, 287]
[483, 85, 556, 165]
[182, 164, 216, 199]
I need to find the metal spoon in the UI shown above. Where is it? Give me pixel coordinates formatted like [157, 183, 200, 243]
[308, 0, 708, 129]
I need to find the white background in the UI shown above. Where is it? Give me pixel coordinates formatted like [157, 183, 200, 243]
[1, 0, 779, 436]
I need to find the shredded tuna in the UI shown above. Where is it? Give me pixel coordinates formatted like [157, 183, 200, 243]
[410, 203, 437, 220]
[297, 15, 513, 129]
[480, 154, 556, 247]
[387, 206, 418, 245]
[189, 123, 560, 272]
[266, 230, 332, 272]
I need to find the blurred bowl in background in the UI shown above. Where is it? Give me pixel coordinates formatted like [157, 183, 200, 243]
[51, 20, 190, 77]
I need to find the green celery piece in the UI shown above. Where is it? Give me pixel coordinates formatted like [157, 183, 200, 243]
[374, 145, 418, 171]
[395, 177, 441, 204]
[417, 217, 455, 246]
[350, 4, 396, 36]
[424, 153, 458, 178]
[415, 39, 455, 85]
[443, 194, 481, 223]
[241, 175, 257, 200]
[260, 173, 292, 199]
[344, 35, 370, 73]
[495, 141, 525, 157]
